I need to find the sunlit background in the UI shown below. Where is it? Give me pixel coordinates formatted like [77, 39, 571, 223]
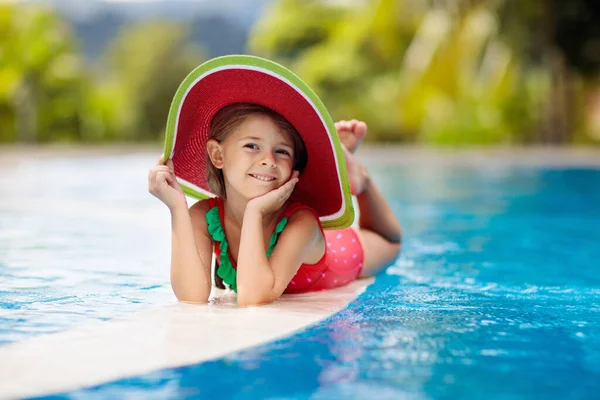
[1, 0, 599, 145]
[2, 2, 600, 398]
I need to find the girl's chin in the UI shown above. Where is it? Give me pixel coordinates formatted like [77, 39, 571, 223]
[246, 185, 283, 200]
[247, 189, 274, 199]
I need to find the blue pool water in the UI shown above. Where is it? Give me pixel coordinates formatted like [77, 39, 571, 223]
[0, 154, 175, 345]
[2, 154, 599, 399]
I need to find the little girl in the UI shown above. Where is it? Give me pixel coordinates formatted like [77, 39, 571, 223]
[148, 57, 401, 307]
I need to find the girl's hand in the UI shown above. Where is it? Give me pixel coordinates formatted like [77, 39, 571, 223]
[148, 156, 187, 210]
[246, 171, 300, 216]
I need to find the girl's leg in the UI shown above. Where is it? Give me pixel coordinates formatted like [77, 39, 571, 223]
[335, 120, 402, 277]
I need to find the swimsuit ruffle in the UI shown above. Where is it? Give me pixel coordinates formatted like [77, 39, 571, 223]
[206, 206, 237, 292]
[206, 206, 289, 293]
[267, 217, 288, 257]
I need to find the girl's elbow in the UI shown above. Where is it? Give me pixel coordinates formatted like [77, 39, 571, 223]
[171, 279, 211, 304]
[238, 297, 271, 307]
[237, 287, 277, 307]
[177, 294, 209, 304]
[174, 288, 209, 304]
[237, 272, 278, 307]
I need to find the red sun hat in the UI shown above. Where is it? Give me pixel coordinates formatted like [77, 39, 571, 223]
[163, 55, 354, 230]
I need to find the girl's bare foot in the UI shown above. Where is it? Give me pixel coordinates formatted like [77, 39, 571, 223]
[334, 119, 367, 154]
[342, 145, 369, 196]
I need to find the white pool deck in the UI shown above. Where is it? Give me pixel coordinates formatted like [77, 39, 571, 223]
[0, 279, 373, 399]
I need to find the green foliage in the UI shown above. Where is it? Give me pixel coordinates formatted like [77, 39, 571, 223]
[74, 20, 204, 142]
[0, 3, 86, 142]
[0, 4, 203, 143]
[0, 0, 598, 144]
[101, 21, 204, 140]
[250, 0, 596, 145]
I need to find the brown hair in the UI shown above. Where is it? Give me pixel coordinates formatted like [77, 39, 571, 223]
[206, 103, 308, 198]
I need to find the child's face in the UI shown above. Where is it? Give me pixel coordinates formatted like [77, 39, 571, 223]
[218, 114, 295, 200]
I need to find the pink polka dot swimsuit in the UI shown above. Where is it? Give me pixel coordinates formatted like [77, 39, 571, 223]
[207, 197, 365, 293]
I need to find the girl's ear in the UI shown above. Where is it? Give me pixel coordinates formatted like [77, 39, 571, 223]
[206, 139, 224, 169]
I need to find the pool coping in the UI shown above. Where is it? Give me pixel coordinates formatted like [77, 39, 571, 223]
[0, 278, 373, 399]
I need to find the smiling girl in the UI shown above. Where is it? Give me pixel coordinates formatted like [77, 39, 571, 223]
[148, 56, 401, 306]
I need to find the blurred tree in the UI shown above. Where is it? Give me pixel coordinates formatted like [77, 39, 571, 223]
[250, 0, 537, 144]
[250, 0, 420, 140]
[550, 0, 600, 78]
[2, 0, 597, 145]
[550, 0, 600, 144]
[498, 0, 600, 144]
[0, 3, 87, 142]
[100, 21, 204, 141]
[0, 7, 205, 143]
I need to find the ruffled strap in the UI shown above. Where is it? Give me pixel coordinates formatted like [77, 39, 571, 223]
[266, 217, 288, 257]
[205, 200, 292, 293]
[206, 206, 237, 292]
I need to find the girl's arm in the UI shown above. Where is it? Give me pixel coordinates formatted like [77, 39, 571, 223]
[236, 207, 322, 307]
[169, 200, 213, 303]
[148, 158, 212, 303]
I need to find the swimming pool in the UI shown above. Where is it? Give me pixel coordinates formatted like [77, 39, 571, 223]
[2, 149, 599, 399]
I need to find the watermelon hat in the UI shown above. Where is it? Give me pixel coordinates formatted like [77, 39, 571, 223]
[163, 55, 354, 230]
